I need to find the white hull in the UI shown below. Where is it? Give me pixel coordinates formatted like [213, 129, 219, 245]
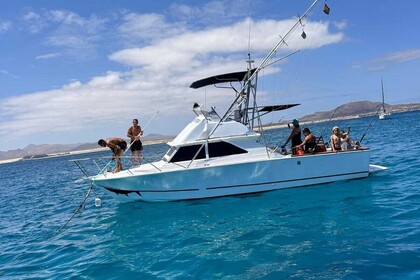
[93, 149, 376, 202]
[379, 112, 391, 120]
[379, 78, 390, 120]
[82, 2, 388, 203]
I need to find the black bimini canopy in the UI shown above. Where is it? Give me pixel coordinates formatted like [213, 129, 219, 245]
[190, 69, 257, 89]
[258, 104, 300, 112]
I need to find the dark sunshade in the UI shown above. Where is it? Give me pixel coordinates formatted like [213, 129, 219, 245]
[190, 69, 257, 89]
[258, 104, 300, 112]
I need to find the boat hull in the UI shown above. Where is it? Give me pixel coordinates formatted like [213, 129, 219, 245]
[93, 149, 374, 202]
[379, 113, 391, 120]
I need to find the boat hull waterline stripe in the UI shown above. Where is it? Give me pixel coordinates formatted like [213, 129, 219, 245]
[101, 170, 369, 196]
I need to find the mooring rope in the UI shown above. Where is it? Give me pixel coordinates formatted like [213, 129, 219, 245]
[46, 182, 94, 240]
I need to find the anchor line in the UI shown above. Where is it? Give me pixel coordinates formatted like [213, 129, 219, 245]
[46, 182, 94, 240]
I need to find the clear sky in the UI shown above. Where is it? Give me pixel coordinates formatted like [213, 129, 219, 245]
[1, 0, 419, 151]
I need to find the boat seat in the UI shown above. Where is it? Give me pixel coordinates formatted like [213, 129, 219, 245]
[313, 136, 327, 153]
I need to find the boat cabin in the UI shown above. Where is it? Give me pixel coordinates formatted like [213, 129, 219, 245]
[163, 140, 248, 163]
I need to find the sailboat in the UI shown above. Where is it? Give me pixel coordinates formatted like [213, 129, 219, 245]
[379, 78, 391, 120]
[75, 0, 387, 202]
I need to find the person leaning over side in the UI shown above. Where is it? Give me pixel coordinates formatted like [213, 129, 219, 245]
[127, 118, 143, 166]
[282, 119, 303, 155]
[295, 127, 317, 153]
[98, 137, 127, 173]
[330, 126, 342, 152]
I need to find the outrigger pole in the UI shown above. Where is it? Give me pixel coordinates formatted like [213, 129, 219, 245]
[207, 0, 322, 138]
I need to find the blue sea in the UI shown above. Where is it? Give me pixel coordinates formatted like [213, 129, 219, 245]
[1, 111, 419, 279]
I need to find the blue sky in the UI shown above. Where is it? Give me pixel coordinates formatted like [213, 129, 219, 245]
[1, 0, 419, 151]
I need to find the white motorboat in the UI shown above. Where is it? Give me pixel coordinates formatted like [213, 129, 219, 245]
[379, 78, 391, 120]
[83, 0, 387, 202]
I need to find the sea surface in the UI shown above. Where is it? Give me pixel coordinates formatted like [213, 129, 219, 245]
[0, 111, 419, 279]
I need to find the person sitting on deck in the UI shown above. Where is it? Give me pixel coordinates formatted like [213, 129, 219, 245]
[340, 126, 358, 150]
[295, 127, 317, 153]
[330, 126, 342, 152]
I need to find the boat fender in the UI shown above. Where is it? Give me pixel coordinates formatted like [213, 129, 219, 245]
[95, 197, 102, 207]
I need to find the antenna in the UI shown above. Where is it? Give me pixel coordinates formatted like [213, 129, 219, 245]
[247, 0, 253, 55]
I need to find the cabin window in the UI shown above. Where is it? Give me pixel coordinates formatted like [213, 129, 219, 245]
[208, 142, 247, 158]
[168, 141, 247, 163]
[169, 145, 206, 162]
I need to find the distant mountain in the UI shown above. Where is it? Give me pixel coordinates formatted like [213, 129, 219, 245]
[142, 133, 173, 141]
[1, 101, 419, 161]
[0, 134, 173, 160]
[299, 101, 420, 121]
[0, 143, 80, 161]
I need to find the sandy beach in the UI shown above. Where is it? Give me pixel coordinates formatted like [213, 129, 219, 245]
[0, 138, 173, 165]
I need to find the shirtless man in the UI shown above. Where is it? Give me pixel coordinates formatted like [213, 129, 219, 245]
[330, 126, 342, 152]
[295, 127, 317, 153]
[127, 118, 143, 166]
[98, 137, 127, 173]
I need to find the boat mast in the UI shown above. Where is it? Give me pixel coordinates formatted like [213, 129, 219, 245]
[243, 54, 257, 129]
[381, 78, 386, 113]
[208, 0, 321, 138]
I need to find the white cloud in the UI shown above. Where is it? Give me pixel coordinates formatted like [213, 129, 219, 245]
[23, 11, 47, 34]
[354, 49, 420, 71]
[333, 20, 348, 30]
[170, 0, 251, 24]
[118, 13, 186, 42]
[21, 9, 109, 59]
[377, 49, 420, 64]
[110, 18, 344, 71]
[0, 69, 18, 79]
[0, 20, 12, 33]
[0, 11, 343, 150]
[35, 53, 62, 60]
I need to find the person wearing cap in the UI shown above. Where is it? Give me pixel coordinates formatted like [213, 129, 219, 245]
[330, 126, 342, 152]
[339, 126, 353, 150]
[282, 119, 302, 154]
[295, 127, 317, 153]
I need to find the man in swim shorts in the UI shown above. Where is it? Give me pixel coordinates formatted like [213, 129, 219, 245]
[97, 137, 127, 173]
[127, 118, 143, 166]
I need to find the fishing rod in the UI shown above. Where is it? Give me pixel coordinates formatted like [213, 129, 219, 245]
[316, 106, 340, 144]
[359, 107, 381, 144]
[207, 0, 322, 139]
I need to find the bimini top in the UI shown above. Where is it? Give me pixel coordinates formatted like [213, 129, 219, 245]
[190, 69, 257, 89]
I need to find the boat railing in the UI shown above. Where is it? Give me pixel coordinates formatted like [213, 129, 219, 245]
[70, 152, 166, 179]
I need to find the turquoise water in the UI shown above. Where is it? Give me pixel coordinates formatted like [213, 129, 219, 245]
[1, 111, 419, 279]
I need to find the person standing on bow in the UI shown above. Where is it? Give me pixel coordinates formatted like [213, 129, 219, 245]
[127, 118, 143, 166]
[282, 119, 302, 155]
[97, 138, 127, 173]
